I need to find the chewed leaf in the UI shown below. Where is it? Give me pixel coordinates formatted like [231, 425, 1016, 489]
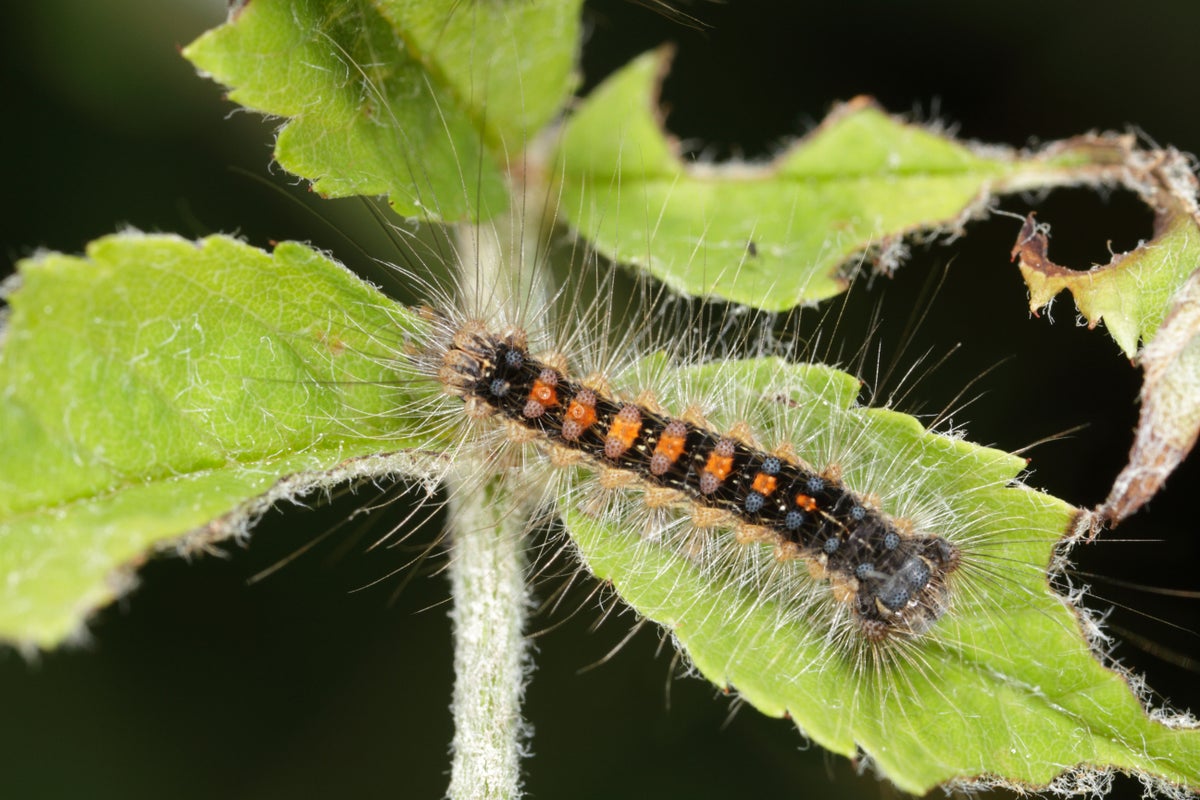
[183, 0, 582, 221]
[553, 49, 1137, 310]
[563, 357, 1200, 794]
[0, 233, 440, 649]
[1010, 162, 1200, 523]
[1012, 210, 1200, 359]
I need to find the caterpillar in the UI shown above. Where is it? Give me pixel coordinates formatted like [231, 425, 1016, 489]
[435, 316, 960, 641]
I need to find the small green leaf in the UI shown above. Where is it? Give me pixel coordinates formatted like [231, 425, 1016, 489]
[1011, 204, 1200, 523]
[371, 0, 582, 151]
[553, 49, 1131, 310]
[183, 0, 582, 221]
[0, 233, 440, 648]
[1013, 211, 1200, 358]
[564, 357, 1199, 794]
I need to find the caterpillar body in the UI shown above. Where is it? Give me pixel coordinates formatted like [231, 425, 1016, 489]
[434, 316, 961, 642]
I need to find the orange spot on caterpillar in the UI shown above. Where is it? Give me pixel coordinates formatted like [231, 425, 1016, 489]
[523, 368, 559, 419]
[794, 494, 819, 512]
[604, 404, 642, 458]
[751, 472, 778, 495]
[704, 452, 734, 481]
[532, 382, 556, 403]
[650, 420, 687, 475]
[562, 389, 598, 441]
[699, 438, 736, 494]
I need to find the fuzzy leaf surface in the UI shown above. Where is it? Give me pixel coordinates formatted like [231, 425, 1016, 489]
[0, 234, 437, 649]
[554, 49, 1132, 310]
[1100, 266, 1200, 522]
[183, 0, 581, 221]
[564, 357, 1199, 794]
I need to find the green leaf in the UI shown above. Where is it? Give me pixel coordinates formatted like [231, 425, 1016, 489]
[1010, 190, 1200, 523]
[564, 356, 1200, 794]
[553, 49, 1132, 310]
[1013, 211, 1200, 359]
[183, 0, 582, 222]
[1098, 266, 1200, 523]
[0, 233, 441, 649]
[371, 0, 582, 151]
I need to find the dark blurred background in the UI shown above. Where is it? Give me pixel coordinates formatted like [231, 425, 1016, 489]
[1, 1, 1198, 798]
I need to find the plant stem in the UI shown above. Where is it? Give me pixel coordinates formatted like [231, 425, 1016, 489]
[446, 481, 529, 800]
[445, 200, 550, 798]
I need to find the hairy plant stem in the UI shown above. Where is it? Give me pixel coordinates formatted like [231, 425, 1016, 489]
[446, 481, 530, 800]
[446, 195, 552, 799]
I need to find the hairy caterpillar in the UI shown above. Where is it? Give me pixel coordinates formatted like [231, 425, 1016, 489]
[432, 314, 959, 642]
